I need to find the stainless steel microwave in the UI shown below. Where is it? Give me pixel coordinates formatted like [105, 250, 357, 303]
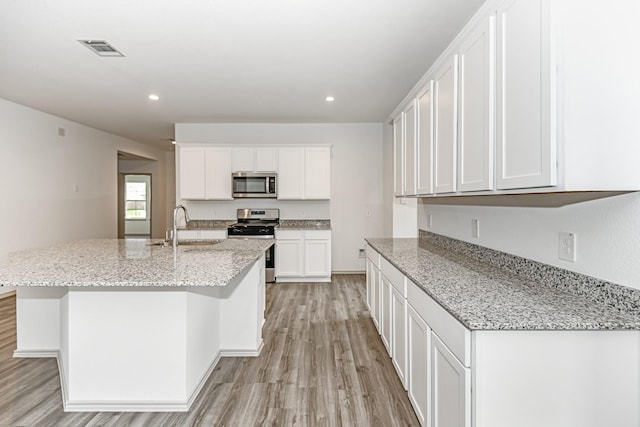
[232, 173, 277, 198]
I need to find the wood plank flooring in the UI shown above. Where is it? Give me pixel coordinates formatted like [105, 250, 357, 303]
[0, 276, 419, 426]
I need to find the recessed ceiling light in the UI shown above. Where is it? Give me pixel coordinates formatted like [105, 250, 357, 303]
[148, 94, 159, 101]
[325, 96, 335, 102]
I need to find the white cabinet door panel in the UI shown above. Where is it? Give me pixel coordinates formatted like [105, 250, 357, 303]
[304, 147, 331, 200]
[391, 285, 407, 389]
[393, 113, 405, 196]
[277, 148, 305, 199]
[417, 82, 434, 195]
[496, 0, 556, 190]
[204, 148, 232, 200]
[178, 147, 206, 200]
[231, 147, 254, 172]
[458, 14, 495, 192]
[304, 236, 331, 277]
[275, 240, 304, 277]
[407, 304, 431, 426]
[380, 274, 392, 353]
[404, 101, 417, 196]
[431, 333, 471, 427]
[434, 55, 459, 194]
[255, 148, 278, 172]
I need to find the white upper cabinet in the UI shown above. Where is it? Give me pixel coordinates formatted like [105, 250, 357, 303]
[231, 147, 278, 173]
[393, 113, 405, 196]
[178, 147, 206, 200]
[416, 82, 434, 195]
[457, 14, 496, 193]
[433, 55, 459, 194]
[403, 101, 418, 196]
[278, 146, 331, 200]
[277, 147, 305, 199]
[496, 0, 556, 190]
[390, 0, 640, 196]
[231, 147, 254, 172]
[255, 148, 278, 172]
[178, 146, 232, 200]
[304, 146, 331, 200]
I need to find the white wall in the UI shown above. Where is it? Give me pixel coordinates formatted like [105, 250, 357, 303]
[175, 123, 384, 272]
[419, 193, 640, 291]
[0, 98, 170, 296]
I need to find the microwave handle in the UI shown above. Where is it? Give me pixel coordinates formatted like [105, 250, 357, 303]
[265, 176, 270, 193]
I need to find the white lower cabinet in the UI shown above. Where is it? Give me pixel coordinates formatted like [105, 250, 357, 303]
[366, 245, 640, 427]
[391, 285, 407, 388]
[431, 333, 471, 427]
[407, 304, 431, 426]
[379, 274, 392, 353]
[275, 229, 331, 282]
[177, 229, 227, 240]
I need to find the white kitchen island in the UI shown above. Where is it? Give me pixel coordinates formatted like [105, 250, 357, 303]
[0, 238, 273, 412]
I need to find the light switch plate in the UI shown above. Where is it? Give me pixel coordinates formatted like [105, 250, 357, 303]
[558, 232, 576, 262]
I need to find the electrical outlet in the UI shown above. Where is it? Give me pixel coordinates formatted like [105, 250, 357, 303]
[558, 232, 576, 262]
[358, 248, 365, 258]
[471, 219, 479, 238]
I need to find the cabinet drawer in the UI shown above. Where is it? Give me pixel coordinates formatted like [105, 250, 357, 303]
[365, 244, 381, 269]
[275, 230, 304, 240]
[381, 256, 406, 296]
[304, 230, 330, 240]
[408, 279, 470, 367]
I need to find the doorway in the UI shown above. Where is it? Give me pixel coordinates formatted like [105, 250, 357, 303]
[118, 174, 152, 238]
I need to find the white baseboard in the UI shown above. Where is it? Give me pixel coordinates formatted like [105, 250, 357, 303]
[220, 339, 264, 357]
[13, 349, 59, 358]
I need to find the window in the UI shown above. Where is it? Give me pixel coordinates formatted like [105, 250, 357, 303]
[125, 181, 148, 219]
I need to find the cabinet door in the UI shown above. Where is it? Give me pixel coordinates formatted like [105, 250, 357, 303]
[304, 147, 331, 200]
[393, 113, 405, 196]
[371, 264, 380, 330]
[391, 285, 407, 389]
[458, 14, 496, 192]
[417, 82, 434, 195]
[380, 274, 392, 354]
[178, 147, 206, 199]
[231, 147, 254, 172]
[255, 148, 278, 172]
[431, 333, 471, 427]
[275, 239, 304, 276]
[204, 148, 233, 200]
[303, 234, 331, 277]
[403, 101, 417, 196]
[366, 258, 373, 312]
[433, 55, 459, 194]
[407, 304, 431, 427]
[496, 0, 556, 190]
[277, 147, 305, 199]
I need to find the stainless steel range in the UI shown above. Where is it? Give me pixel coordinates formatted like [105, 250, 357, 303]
[227, 208, 278, 282]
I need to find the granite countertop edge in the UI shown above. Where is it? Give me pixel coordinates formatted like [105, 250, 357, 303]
[365, 237, 640, 332]
[0, 239, 274, 288]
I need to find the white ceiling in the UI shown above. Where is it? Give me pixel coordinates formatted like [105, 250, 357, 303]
[0, 0, 484, 149]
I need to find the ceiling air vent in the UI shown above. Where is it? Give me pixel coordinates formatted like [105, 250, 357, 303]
[78, 40, 125, 57]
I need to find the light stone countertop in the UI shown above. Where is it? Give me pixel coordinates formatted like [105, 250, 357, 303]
[366, 237, 640, 331]
[0, 238, 274, 287]
[278, 220, 331, 230]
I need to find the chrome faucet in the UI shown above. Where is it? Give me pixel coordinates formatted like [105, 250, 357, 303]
[173, 205, 189, 249]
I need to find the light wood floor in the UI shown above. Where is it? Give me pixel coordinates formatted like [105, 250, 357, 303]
[0, 276, 419, 426]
